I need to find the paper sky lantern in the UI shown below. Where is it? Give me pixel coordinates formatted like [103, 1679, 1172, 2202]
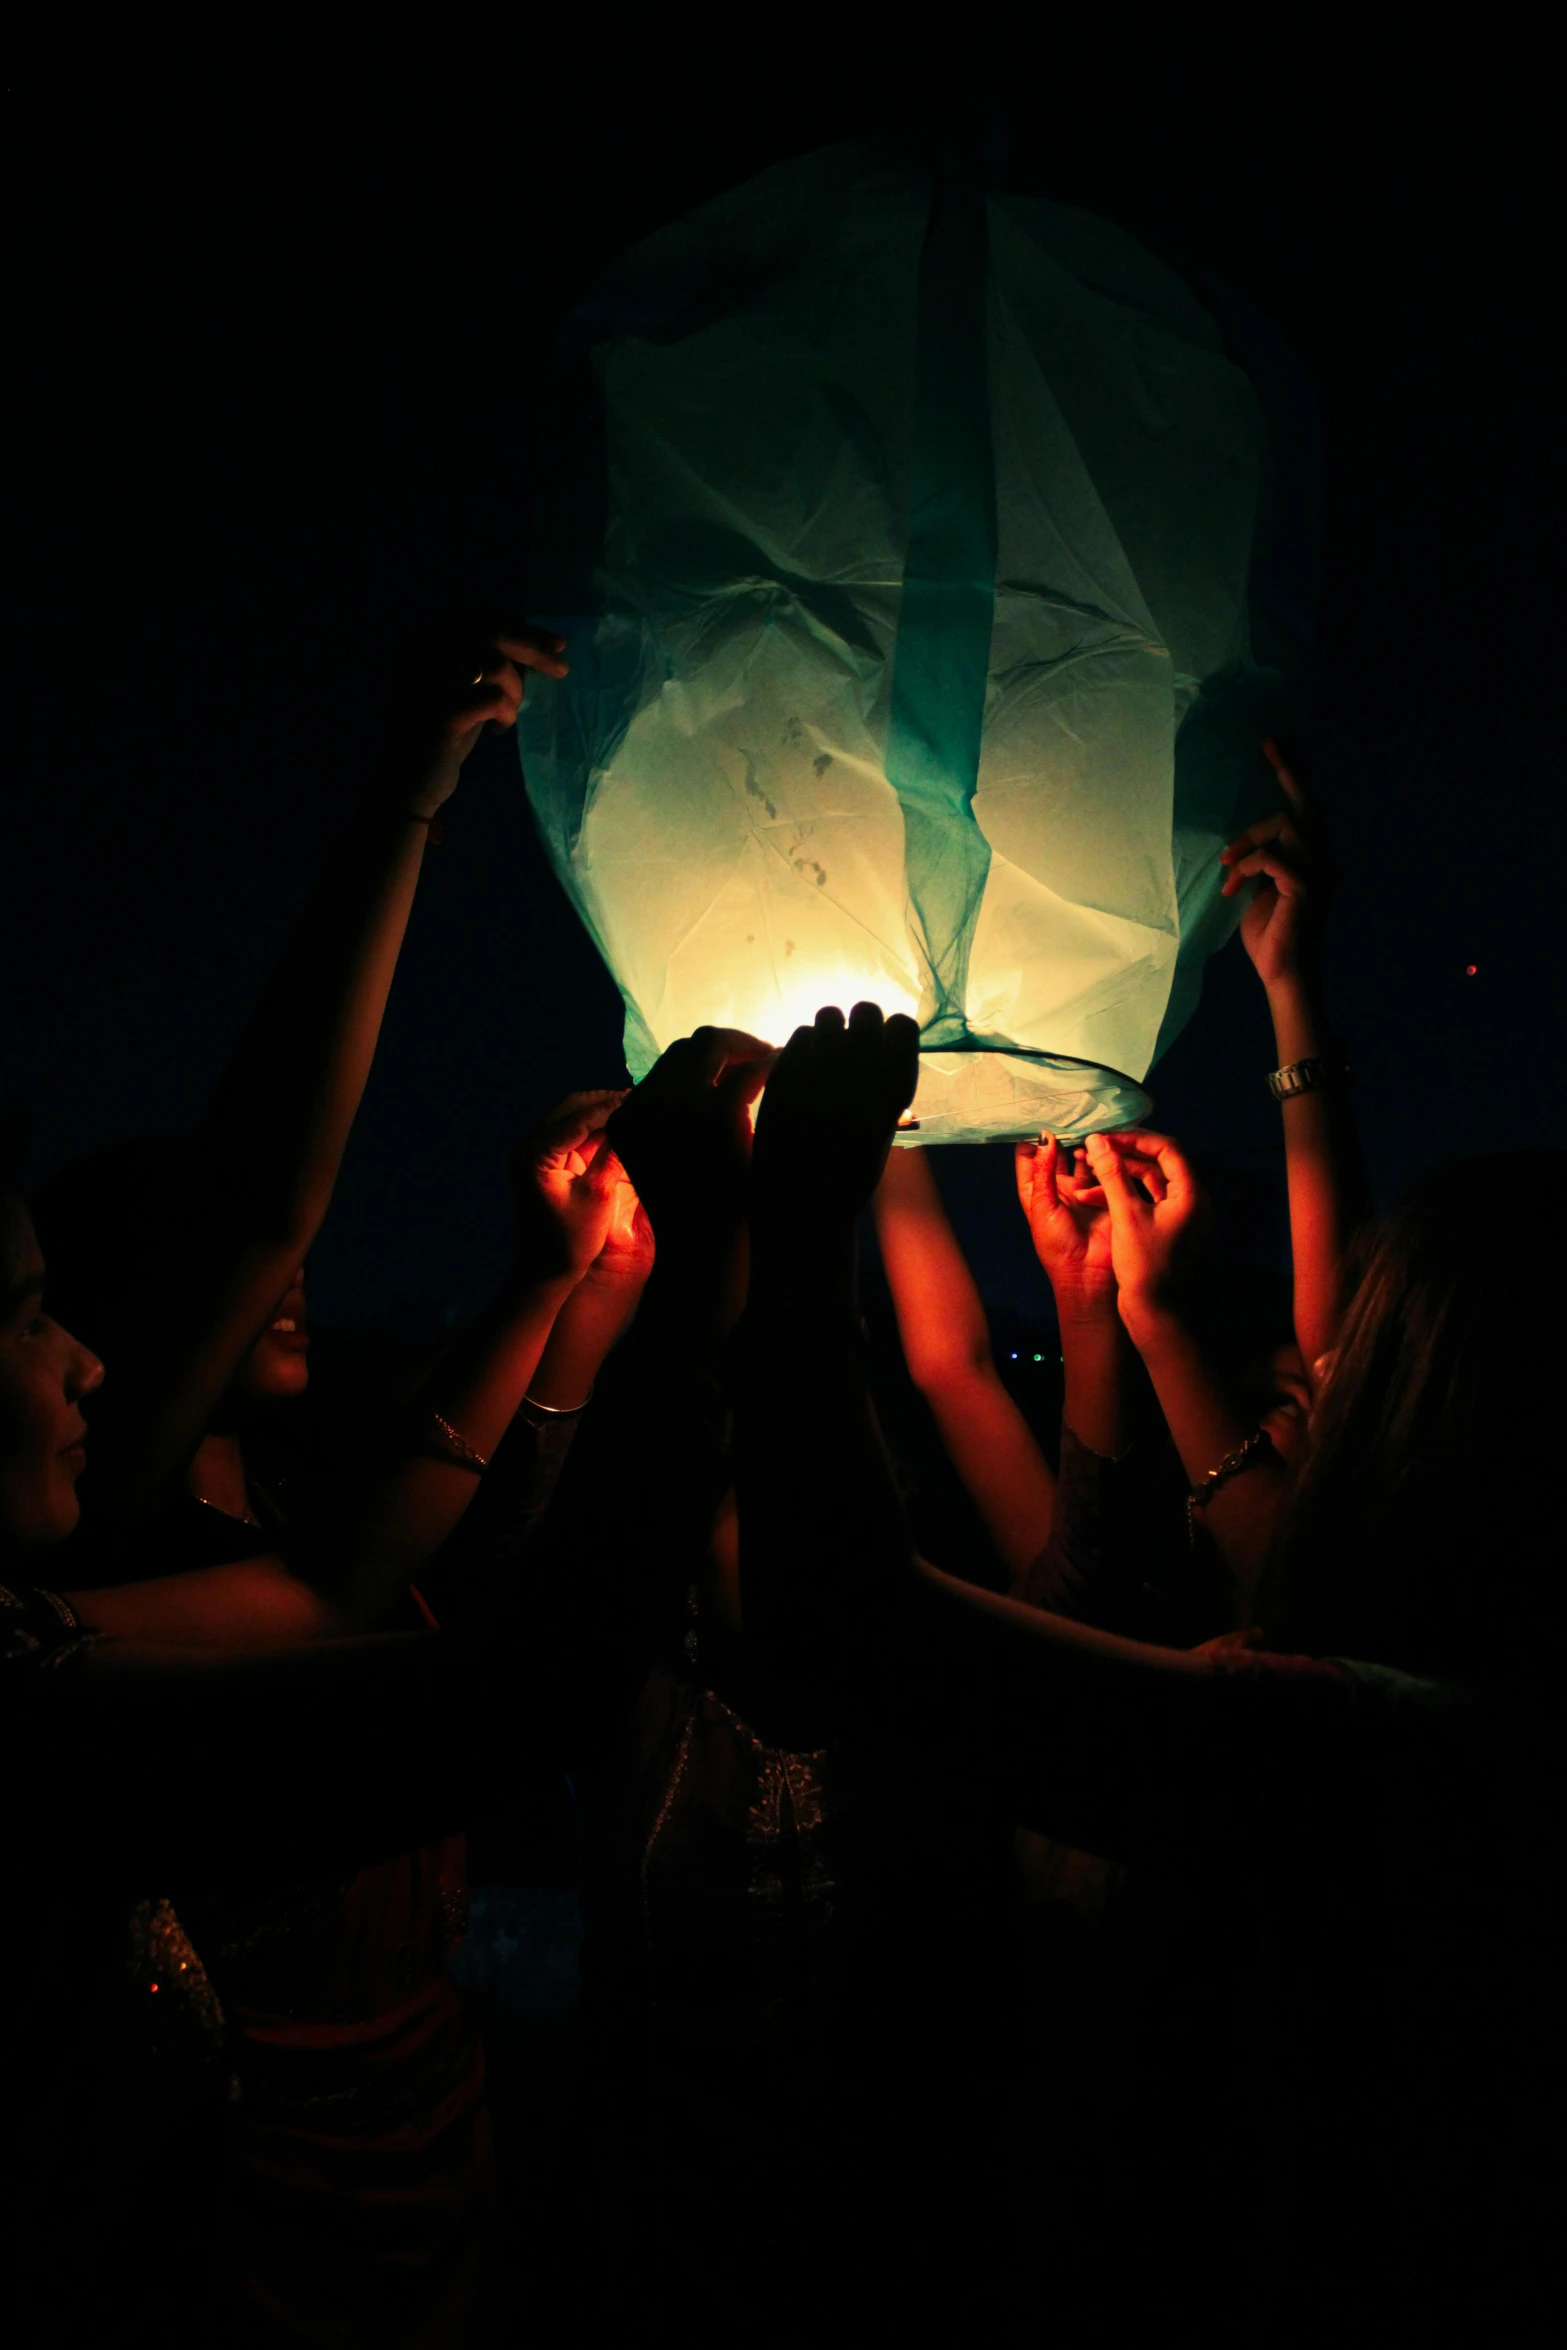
[519, 135, 1312, 1140]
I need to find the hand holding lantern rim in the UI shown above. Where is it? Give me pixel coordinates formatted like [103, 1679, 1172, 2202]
[380, 620, 570, 821]
[511, 1090, 635, 1287]
[1082, 1129, 1213, 1335]
[1015, 1134, 1119, 1314]
[607, 1026, 777, 1252]
[1219, 740, 1331, 992]
[752, 1003, 921, 1233]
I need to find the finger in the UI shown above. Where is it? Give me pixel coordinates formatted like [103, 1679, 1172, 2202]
[1219, 812, 1299, 863]
[1223, 846, 1305, 896]
[717, 1046, 779, 1111]
[660, 1027, 739, 1090]
[1085, 1131, 1140, 1225]
[1123, 1129, 1199, 1205]
[1014, 1140, 1038, 1218]
[584, 1140, 628, 1197]
[846, 1000, 884, 1040]
[536, 1088, 625, 1146]
[471, 655, 525, 705]
[1263, 739, 1307, 814]
[442, 682, 518, 737]
[488, 625, 571, 679]
[813, 1004, 847, 1034]
[881, 1012, 920, 1112]
[1036, 1133, 1063, 1216]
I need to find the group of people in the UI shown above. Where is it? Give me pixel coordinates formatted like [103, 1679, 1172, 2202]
[3, 628, 1561, 2346]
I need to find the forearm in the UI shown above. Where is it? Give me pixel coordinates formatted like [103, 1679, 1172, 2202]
[318, 1268, 579, 1611]
[529, 1273, 643, 1409]
[1267, 969, 1363, 1369]
[874, 1146, 993, 1380]
[199, 797, 431, 1248]
[737, 1220, 912, 1667]
[1058, 1294, 1134, 1461]
[520, 1229, 744, 1670]
[65, 1555, 349, 1650]
[1123, 1301, 1287, 1602]
[918, 1371, 1053, 1576]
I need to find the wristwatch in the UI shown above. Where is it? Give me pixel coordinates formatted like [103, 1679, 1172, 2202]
[1266, 1055, 1345, 1102]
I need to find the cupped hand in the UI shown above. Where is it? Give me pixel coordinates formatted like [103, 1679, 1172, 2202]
[752, 1003, 921, 1229]
[1219, 740, 1329, 990]
[511, 1089, 628, 1284]
[1083, 1129, 1212, 1327]
[383, 621, 570, 820]
[607, 1027, 777, 1249]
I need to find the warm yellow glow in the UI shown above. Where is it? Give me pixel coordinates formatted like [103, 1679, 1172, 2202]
[647, 957, 921, 1058]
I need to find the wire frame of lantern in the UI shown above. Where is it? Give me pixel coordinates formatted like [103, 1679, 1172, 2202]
[519, 133, 1311, 1143]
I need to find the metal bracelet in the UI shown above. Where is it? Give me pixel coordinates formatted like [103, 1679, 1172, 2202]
[519, 1385, 595, 1421]
[1266, 1055, 1346, 1102]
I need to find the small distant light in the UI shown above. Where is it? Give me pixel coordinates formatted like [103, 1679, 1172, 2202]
[149, 1982, 159, 1994]
[1032, 1353, 1044, 1363]
[1464, 963, 1478, 977]
[1010, 1351, 1018, 1361]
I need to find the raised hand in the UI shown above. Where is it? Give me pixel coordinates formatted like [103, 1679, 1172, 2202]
[381, 621, 570, 821]
[511, 1090, 629, 1285]
[1015, 1134, 1117, 1307]
[1083, 1129, 1212, 1330]
[1219, 740, 1329, 990]
[606, 1027, 776, 1248]
[752, 1002, 920, 1228]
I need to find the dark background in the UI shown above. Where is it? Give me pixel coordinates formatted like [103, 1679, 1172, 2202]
[5, 39, 1561, 1334]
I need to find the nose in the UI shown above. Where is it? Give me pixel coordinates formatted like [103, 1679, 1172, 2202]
[68, 1338, 105, 1402]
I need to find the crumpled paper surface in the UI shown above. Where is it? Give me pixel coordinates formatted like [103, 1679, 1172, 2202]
[520, 134, 1307, 1141]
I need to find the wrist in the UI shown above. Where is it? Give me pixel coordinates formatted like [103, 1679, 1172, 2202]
[1116, 1287, 1189, 1347]
[1265, 971, 1327, 1063]
[1052, 1276, 1121, 1329]
[501, 1262, 582, 1312]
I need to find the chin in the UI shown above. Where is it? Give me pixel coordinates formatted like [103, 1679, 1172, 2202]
[244, 1346, 311, 1409]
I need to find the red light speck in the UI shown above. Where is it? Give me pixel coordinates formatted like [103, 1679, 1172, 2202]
[1464, 964, 1478, 977]
[149, 1982, 159, 1994]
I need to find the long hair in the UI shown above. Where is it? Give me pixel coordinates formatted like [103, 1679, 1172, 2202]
[1259, 1151, 1567, 1680]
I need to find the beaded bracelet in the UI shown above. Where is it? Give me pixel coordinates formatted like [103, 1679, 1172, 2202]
[422, 1409, 488, 1473]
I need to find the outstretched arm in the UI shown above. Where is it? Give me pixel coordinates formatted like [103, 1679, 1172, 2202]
[1087, 1129, 1289, 1609]
[1221, 741, 1366, 1376]
[90, 623, 569, 1524]
[511, 1026, 774, 1706]
[309, 1090, 638, 1615]
[873, 1146, 1054, 1575]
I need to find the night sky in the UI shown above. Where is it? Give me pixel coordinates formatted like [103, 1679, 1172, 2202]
[5, 46, 1561, 1333]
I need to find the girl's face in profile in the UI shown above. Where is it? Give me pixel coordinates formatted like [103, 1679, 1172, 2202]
[0, 1195, 103, 1554]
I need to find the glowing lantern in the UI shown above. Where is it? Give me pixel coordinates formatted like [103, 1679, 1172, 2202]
[519, 136, 1310, 1141]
